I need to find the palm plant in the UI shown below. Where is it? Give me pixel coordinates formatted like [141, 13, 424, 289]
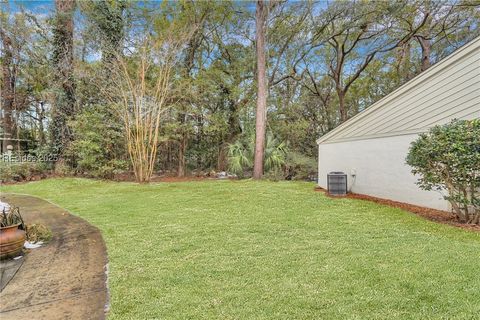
[227, 133, 288, 177]
[227, 140, 252, 176]
[264, 133, 287, 172]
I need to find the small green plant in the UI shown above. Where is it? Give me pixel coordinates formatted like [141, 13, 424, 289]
[406, 119, 480, 225]
[0, 206, 25, 229]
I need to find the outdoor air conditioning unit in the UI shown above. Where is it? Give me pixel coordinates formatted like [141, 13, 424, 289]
[327, 172, 347, 196]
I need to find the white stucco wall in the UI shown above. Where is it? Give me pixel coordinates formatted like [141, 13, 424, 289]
[318, 134, 450, 211]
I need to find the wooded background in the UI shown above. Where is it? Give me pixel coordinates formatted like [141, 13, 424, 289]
[1, 0, 479, 181]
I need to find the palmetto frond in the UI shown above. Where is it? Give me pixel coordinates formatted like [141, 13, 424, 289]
[264, 133, 287, 172]
[227, 140, 252, 174]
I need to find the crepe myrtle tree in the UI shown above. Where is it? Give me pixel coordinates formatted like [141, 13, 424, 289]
[100, 8, 198, 183]
[406, 119, 480, 225]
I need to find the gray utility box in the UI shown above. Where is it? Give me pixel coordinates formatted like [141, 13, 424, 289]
[327, 172, 347, 196]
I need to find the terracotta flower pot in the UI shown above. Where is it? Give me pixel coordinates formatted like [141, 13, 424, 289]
[0, 224, 26, 259]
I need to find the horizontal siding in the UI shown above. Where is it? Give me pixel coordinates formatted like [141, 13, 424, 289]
[340, 53, 479, 139]
[361, 67, 479, 136]
[318, 37, 480, 144]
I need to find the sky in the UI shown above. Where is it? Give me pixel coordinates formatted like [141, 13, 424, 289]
[5, 0, 254, 12]
[7, 0, 54, 14]
[5, 0, 262, 14]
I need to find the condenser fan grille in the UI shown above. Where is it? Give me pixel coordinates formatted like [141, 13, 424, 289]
[327, 172, 347, 196]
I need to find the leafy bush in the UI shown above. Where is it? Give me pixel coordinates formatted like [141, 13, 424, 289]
[406, 119, 480, 225]
[0, 161, 51, 183]
[284, 152, 317, 180]
[68, 105, 128, 178]
[53, 159, 73, 176]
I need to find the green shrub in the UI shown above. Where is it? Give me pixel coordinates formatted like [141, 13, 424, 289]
[284, 152, 317, 180]
[406, 119, 480, 225]
[53, 160, 73, 177]
[0, 161, 50, 183]
[68, 105, 128, 178]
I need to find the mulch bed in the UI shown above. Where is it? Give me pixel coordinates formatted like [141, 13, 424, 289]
[151, 176, 216, 183]
[2, 173, 221, 185]
[0, 173, 55, 185]
[314, 186, 480, 232]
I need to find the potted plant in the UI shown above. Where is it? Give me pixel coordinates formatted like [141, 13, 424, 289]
[0, 204, 26, 259]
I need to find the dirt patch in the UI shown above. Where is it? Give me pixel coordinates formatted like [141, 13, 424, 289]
[314, 186, 480, 232]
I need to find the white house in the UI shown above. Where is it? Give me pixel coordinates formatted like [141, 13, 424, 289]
[317, 36, 480, 211]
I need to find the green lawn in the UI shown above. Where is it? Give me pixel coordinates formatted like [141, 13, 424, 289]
[2, 178, 480, 319]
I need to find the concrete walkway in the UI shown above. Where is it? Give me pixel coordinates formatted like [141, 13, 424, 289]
[0, 194, 108, 320]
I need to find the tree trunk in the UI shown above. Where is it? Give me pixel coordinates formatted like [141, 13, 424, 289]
[99, 1, 126, 65]
[217, 144, 227, 172]
[253, 0, 267, 179]
[51, 0, 76, 157]
[15, 111, 21, 152]
[1, 30, 15, 152]
[417, 36, 431, 72]
[397, 41, 411, 81]
[337, 89, 347, 123]
[36, 101, 46, 146]
[178, 133, 187, 177]
[196, 114, 203, 171]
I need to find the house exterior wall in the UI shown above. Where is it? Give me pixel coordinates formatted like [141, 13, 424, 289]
[318, 134, 450, 210]
[317, 36, 480, 211]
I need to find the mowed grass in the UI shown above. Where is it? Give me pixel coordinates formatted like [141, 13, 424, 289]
[2, 178, 480, 319]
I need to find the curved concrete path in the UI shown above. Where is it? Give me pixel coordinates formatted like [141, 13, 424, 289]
[0, 194, 108, 320]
